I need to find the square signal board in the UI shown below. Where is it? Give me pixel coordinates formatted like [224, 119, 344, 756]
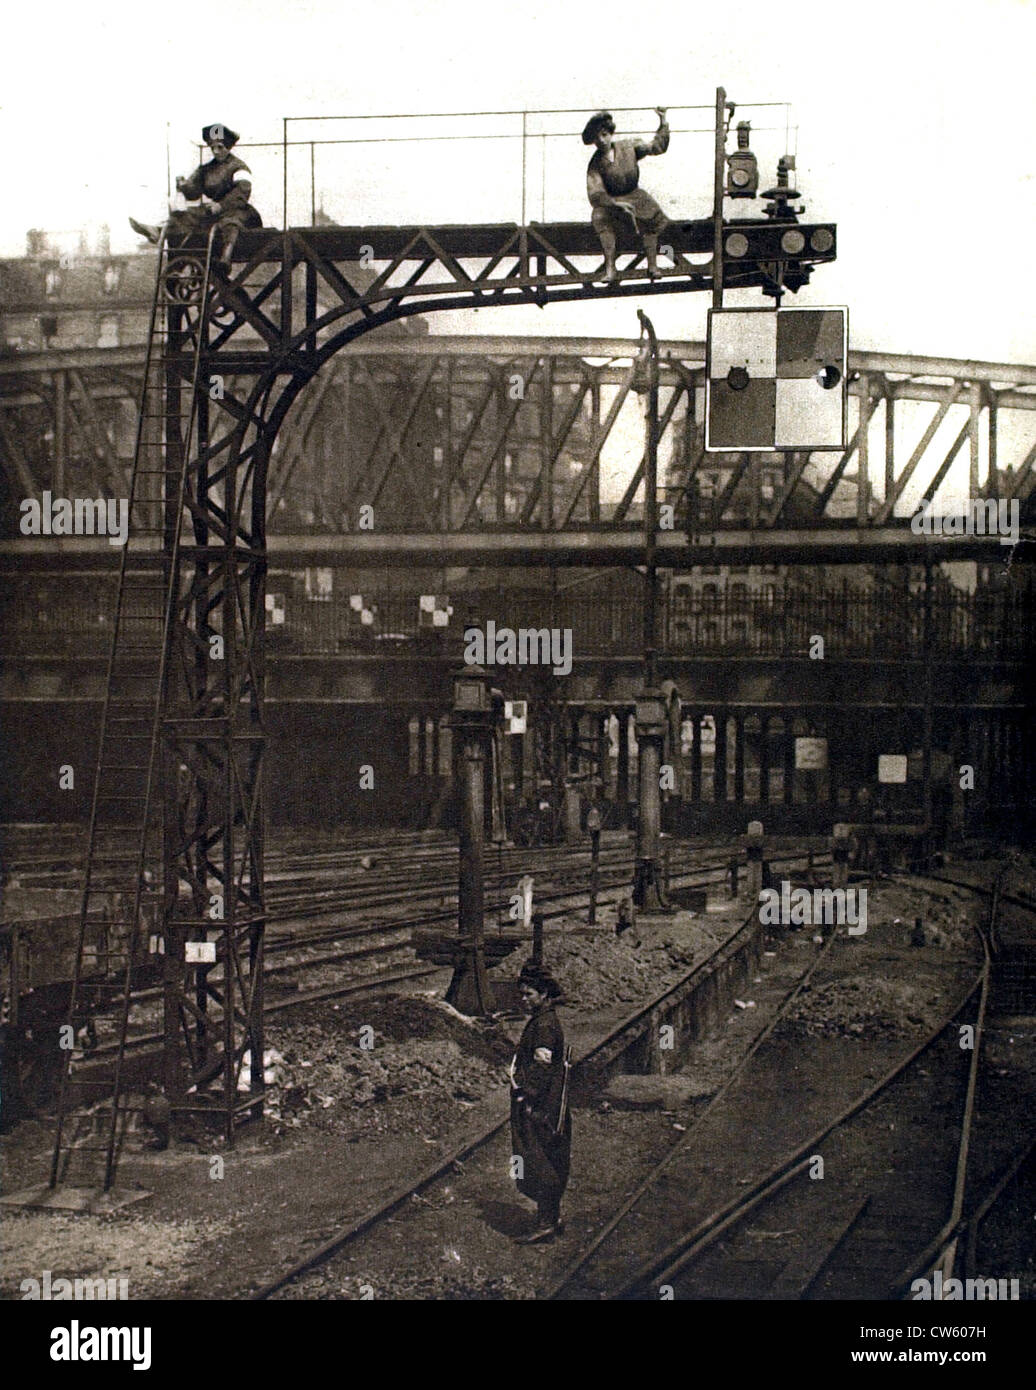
[706, 306, 848, 452]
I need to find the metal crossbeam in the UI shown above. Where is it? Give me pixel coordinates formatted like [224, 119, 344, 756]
[5, 525, 1030, 571]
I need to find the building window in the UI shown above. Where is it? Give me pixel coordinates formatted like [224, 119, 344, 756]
[103, 263, 121, 294]
[97, 315, 119, 348]
[44, 268, 60, 297]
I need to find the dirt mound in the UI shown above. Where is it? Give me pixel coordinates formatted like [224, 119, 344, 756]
[264, 995, 512, 1140]
[550, 919, 725, 1012]
[781, 976, 943, 1040]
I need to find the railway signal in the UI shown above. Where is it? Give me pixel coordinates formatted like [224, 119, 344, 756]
[705, 305, 848, 451]
[721, 219, 836, 286]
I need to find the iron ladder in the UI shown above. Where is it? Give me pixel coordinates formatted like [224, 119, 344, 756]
[49, 230, 218, 1192]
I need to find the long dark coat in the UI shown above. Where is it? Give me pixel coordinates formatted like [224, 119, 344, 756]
[509, 1002, 571, 1208]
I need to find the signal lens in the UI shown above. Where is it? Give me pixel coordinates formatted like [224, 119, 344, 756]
[780, 230, 806, 255]
[810, 228, 834, 253]
[724, 232, 749, 258]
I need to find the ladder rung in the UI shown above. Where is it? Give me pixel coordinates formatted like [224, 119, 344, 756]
[69, 969, 136, 978]
[53, 1146, 119, 1156]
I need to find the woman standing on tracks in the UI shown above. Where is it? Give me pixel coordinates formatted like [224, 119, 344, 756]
[130, 124, 262, 267]
[510, 961, 572, 1244]
[583, 108, 670, 284]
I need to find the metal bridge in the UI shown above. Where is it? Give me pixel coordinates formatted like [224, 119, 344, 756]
[3, 333, 1035, 570]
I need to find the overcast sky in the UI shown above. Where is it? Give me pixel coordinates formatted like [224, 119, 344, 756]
[2, 0, 1033, 365]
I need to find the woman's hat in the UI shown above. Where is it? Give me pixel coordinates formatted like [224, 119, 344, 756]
[518, 960, 562, 998]
[582, 111, 615, 145]
[202, 124, 239, 148]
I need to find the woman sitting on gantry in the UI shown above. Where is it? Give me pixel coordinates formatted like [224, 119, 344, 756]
[130, 123, 262, 268]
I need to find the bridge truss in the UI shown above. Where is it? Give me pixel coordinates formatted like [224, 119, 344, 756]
[3, 334, 1035, 569]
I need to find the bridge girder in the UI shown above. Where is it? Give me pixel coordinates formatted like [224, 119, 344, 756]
[3, 338, 1035, 551]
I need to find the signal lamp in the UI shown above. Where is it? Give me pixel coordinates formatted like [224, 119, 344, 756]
[810, 228, 834, 253]
[724, 232, 749, 258]
[780, 229, 806, 255]
[726, 122, 759, 199]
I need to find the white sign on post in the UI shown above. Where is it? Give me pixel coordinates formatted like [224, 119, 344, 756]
[185, 941, 217, 964]
[504, 699, 527, 734]
[878, 754, 908, 784]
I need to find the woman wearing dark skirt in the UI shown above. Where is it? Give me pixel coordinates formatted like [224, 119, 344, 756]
[584, 107, 670, 284]
[130, 123, 262, 267]
[510, 960, 572, 1244]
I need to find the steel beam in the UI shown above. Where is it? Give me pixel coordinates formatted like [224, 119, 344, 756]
[6, 338, 1036, 388]
[4, 526, 1030, 570]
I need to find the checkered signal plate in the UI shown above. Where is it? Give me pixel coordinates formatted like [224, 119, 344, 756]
[706, 306, 848, 452]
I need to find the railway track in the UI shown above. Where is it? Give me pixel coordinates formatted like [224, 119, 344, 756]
[80, 844, 828, 1058]
[549, 864, 1033, 1300]
[250, 859, 1035, 1301]
[590, 975, 987, 1299]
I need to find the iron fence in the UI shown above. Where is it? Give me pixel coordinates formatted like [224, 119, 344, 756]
[2, 579, 1031, 660]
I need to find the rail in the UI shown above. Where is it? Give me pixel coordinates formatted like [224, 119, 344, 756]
[547, 867, 1005, 1299]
